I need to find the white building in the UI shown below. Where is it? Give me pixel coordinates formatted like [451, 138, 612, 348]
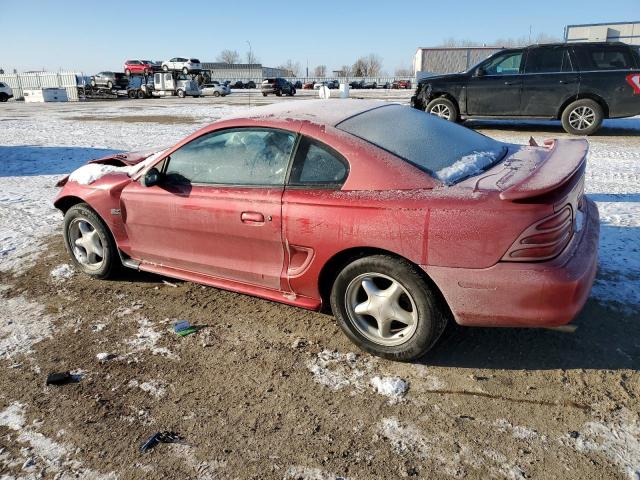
[565, 21, 640, 45]
[413, 47, 501, 78]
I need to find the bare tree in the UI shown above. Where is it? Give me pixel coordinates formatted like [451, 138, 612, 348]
[340, 64, 353, 77]
[277, 59, 301, 76]
[352, 54, 383, 77]
[246, 50, 259, 65]
[314, 65, 327, 77]
[217, 49, 240, 64]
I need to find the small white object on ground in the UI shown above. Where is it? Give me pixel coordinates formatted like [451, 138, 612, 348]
[370, 376, 408, 400]
[318, 86, 330, 99]
[50, 264, 74, 281]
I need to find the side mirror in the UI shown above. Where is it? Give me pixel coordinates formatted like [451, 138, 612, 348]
[476, 67, 486, 77]
[141, 167, 161, 187]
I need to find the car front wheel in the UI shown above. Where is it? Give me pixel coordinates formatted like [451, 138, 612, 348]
[330, 255, 448, 361]
[63, 204, 119, 279]
[177, 89, 185, 98]
[561, 99, 603, 135]
[182, 67, 189, 75]
[213, 91, 220, 97]
[426, 97, 459, 122]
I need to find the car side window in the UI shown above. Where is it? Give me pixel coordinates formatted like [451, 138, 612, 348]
[483, 52, 523, 75]
[164, 128, 296, 186]
[289, 137, 348, 187]
[525, 47, 573, 73]
[574, 46, 635, 70]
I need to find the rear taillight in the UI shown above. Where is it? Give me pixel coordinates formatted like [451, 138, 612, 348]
[502, 205, 574, 261]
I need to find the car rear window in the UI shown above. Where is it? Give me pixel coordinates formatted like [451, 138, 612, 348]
[190, 58, 200, 63]
[336, 105, 507, 185]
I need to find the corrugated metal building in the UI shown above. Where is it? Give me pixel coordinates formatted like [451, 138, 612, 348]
[0, 72, 82, 101]
[565, 21, 640, 45]
[413, 47, 502, 77]
[201, 63, 291, 81]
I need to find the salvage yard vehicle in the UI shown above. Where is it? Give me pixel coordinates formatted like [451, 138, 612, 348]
[261, 78, 295, 96]
[0, 82, 13, 101]
[152, 72, 200, 98]
[412, 41, 640, 135]
[161, 57, 202, 74]
[54, 100, 599, 361]
[200, 82, 230, 97]
[123, 60, 154, 76]
[90, 71, 129, 90]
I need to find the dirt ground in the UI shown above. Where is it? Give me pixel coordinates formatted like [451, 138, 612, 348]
[0, 234, 638, 480]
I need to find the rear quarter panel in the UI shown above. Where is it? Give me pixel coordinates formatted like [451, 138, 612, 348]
[578, 70, 640, 117]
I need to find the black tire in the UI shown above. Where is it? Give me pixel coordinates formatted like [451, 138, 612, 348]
[63, 203, 120, 279]
[182, 67, 189, 75]
[275, 90, 282, 97]
[561, 99, 604, 135]
[213, 91, 220, 97]
[0, 93, 8, 102]
[262, 92, 268, 97]
[106, 81, 113, 89]
[162, 65, 169, 72]
[90, 79, 96, 88]
[177, 89, 185, 98]
[425, 97, 459, 122]
[125, 69, 131, 76]
[330, 255, 448, 361]
[137, 90, 145, 99]
[128, 90, 136, 99]
[143, 68, 149, 75]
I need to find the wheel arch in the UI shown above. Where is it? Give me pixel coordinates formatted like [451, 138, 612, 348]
[558, 93, 609, 119]
[317, 246, 450, 316]
[54, 195, 86, 214]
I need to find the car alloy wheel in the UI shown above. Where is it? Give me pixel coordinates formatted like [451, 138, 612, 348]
[125, 69, 131, 76]
[182, 67, 188, 75]
[568, 106, 595, 131]
[344, 272, 418, 347]
[429, 103, 451, 119]
[68, 218, 105, 271]
[213, 91, 220, 97]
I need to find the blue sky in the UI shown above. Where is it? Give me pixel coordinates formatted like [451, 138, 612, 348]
[1, 0, 638, 74]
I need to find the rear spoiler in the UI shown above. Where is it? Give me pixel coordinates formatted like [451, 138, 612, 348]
[499, 139, 588, 201]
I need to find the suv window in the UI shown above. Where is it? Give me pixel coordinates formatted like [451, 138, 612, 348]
[574, 45, 635, 70]
[289, 137, 348, 186]
[483, 51, 523, 75]
[165, 128, 296, 186]
[525, 46, 573, 73]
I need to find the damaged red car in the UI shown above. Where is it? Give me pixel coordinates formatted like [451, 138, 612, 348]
[54, 100, 599, 361]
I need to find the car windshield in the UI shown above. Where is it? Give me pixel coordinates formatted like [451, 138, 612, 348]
[336, 104, 507, 185]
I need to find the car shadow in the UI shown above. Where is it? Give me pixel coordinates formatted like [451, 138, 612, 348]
[466, 118, 640, 137]
[421, 222, 640, 372]
[0, 145, 123, 177]
[587, 193, 640, 203]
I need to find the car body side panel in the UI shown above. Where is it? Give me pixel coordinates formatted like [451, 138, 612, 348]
[577, 70, 640, 117]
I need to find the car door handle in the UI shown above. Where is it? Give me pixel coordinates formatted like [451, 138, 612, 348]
[241, 212, 265, 223]
[559, 79, 576, 84]
[504, 81, 518, 86]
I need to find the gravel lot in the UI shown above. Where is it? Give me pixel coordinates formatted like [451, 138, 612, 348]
[0, 91, 639, 479]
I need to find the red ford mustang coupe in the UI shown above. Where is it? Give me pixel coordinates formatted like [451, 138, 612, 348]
[54, 100, 599, 361]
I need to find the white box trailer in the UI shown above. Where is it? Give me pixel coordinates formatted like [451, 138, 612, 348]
[152, 72, 200, 98]
[23, 88, 69, 103]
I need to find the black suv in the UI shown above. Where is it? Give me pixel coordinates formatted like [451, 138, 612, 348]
[261, 78, 295, 96]
[412, 42, 640, 134]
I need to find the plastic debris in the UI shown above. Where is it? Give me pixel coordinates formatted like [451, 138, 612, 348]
[140, 431, 185, 453]
[45, 371, 74, 386]
[162, 280, 178, 288]
[174, 320, 197, 337]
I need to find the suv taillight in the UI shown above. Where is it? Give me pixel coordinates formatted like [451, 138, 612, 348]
[502, 206, 573, 261]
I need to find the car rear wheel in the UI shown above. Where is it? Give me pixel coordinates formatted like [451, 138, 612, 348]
[0, 93, 8, 102]
[182, 67, 189, 75]
[262, 92, 268, 97]
[63, 204, 119, 279]
[90, 79, 96, 88]
[276, 91, 282, 97]
[137, 90, 145, 99]
[125, 69, 131, 76]
[106, 81, 113, 89]
[177, 89, 185, 98]
[426, 97, 458, 122]
[561, 99, 603, 135]
[330, 255, 448, 361]
[213, 91, 220, 97]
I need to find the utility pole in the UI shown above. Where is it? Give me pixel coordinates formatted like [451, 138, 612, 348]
[246, 40, 252, 109]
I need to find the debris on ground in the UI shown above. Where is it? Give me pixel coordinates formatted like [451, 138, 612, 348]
[96, 352, 116, 362]
[291, 337, 308, 349]
[370, 376, 408, 401]
[140, 431, 185, 453]
[162, 280, 178, 288]
[173, 320, 198, 337]
[49, 264, 74, 281]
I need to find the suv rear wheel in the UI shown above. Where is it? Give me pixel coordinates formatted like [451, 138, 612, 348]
[426, 97, 459, 122]
[330, 255, 448, 361]
[561, 99, 604, 135]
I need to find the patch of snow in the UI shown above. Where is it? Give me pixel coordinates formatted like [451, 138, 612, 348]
[68, 163, 134, 185]
[565, 408, 640, 480]
[126, 316, 177, 359]
[50, 263, 74, 281]
[96, 352, 116, 362]
[0, 294, 54, 359]
[370, 376, 408, 402]
[493, 419, 542, 441]
[307, 350, 370, 392]
[435, 151, 499, 185]
[284, 465, 349, 480]
[0, 402, 26, 430]
[128, 379, 167, 399]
